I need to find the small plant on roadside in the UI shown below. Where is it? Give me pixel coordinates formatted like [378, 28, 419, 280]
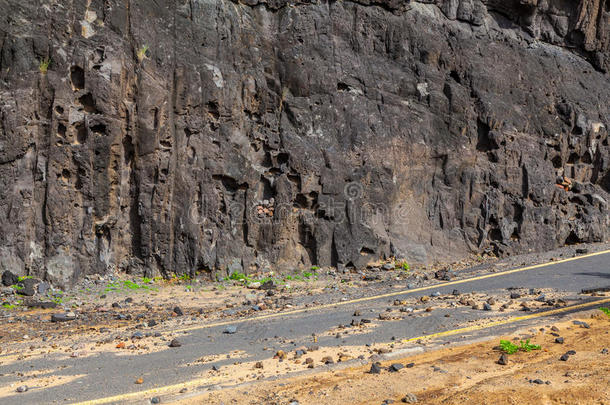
[397, 261, 410, 271]
[500, 339, 540, 354]
[519, 339, 541, 352]
[600, 307, 610, 317]
[500, 340, 519, 354]
[310, 266, 320, 271]
[39, 57, 51, 74]
[179, 274, 191, 282]
[228, 271, 247, 281]
[2, 303, 16, 310]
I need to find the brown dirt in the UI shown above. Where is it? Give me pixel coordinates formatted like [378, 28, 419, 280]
[174, 311, 610, 405]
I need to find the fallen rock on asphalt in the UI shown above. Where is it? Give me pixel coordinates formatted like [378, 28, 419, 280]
[16, 385, 28, 393]
[224, 325, 237, 334]
[51, 312, 76, 322]
[369, 362, 382, 374]
[169, 339, 182, 347]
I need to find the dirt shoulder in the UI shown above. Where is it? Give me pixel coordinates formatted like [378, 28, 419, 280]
[174, 310, 610, 405]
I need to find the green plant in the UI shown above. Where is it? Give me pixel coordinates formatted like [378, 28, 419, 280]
[310, 266, 320, 271]
[17, 275, 33, 282]
[519, 339, 541, 352]
[499, 340, 519, 354]
[179, 274, 191, 281]
[2, 303, 16, 310]
[136, 45, 149, 62]
[302, 271, 313, 279]
[500, 339, 541, 354]
[397, 261, 410, 271]
[141, 277, 153, 284]
[39, 57, 51, 74]
[600, 307, 610, 317]
[228, 271, 247, 281]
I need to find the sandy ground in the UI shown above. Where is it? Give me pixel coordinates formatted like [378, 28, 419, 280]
[174, 310, 610, 405]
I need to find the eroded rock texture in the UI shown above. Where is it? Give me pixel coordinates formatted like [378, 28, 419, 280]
[0, 0, 609, 286]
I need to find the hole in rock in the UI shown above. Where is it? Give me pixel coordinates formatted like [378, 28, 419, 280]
[70, 66, 85, 90]
[57, 123, 66, 137]
[337, 82, 350, 91]
[76, 124, 88, 144]
[55, 106, 64, 114]
[78, 93, 97, 113]
[90, 123, 106, 135]
[565, 231, 580, 245]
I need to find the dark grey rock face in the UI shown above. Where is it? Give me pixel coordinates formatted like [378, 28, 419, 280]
[0, 0, 609, 286]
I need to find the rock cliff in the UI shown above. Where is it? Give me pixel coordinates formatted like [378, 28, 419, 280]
[0, 0, 609, 286]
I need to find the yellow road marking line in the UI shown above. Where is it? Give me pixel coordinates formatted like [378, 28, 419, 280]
[70, 297, 610, 405]
[169, 249, 610, 333]
[400, 297, 610, 343]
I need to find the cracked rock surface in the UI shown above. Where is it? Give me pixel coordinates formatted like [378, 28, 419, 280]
[0, 0, 609, 285]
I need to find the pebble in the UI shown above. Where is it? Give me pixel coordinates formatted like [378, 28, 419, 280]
[389, 363, 404, 372]
[173, 306, 183, 316]
[224, 325, 237, 334]
[406, 363, 415, 368]
[431, 291, 441, 297]
[452, 289, 460, 296]
[483, 303, 492, 311]
[498, 353, 509, 365]
[555, 337, 564, 344]
[321, 356, 334, 364]
[151, 397, 161, 404]
[573, 320, 590, 329]
[169, 339, 182, 347]
[532, 379, 544, 384]
[16, 385, 28, 393]
[51, 312, 76, 322]
[601, 348, 608, 354]
[369, 362, 382, 374]
[402, 393, 418, 403]
[135, 377, 144, 384]
[510, 292, 521, 299]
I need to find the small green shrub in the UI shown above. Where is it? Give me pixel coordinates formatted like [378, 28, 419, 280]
[600, 307, 610, 317]
[136, 45, 149, 62]
[228, 271, 247, 281]
[398, 261, 410, 271]
[500, 340, 519, 354]
[500, 339, 541, 354]
[39, 57, 51, 74]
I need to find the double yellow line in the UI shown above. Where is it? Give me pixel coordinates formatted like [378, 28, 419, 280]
[68, 249, 610, 405]
[170, 249, 610, 333]
[71, 296, 610, 405]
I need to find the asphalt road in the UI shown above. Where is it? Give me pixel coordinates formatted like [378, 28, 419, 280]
[1, 251, 609, 405]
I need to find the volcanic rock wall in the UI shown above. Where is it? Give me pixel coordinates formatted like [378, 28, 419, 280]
[0, 0, 609, 286]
